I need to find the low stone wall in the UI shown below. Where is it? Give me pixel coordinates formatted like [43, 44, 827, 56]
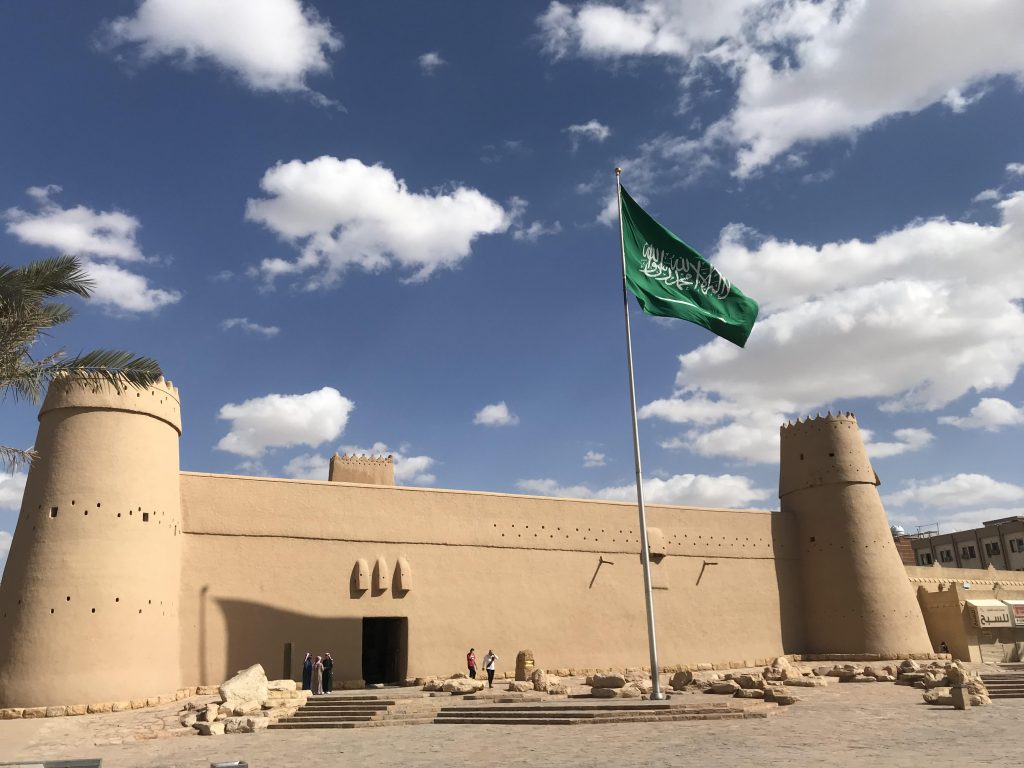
[418, 652, 951, 684]
[0, 685, 218, 720]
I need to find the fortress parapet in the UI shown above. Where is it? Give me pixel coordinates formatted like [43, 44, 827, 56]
[779, 412, 877, 496]
[0, 375, 183, 708]
[38, 374, 182, 432]
[779, 411, 931, 656]
[329, 452, 395, 486]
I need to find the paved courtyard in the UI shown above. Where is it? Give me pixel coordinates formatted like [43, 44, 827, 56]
[0, 681, 1021, 768]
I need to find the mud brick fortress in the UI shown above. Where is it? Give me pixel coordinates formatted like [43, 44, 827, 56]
[2, 375, 1008, 710]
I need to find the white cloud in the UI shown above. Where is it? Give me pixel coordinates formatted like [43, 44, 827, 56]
[539, 1, 1024, 177]
[641, 190, 1024, 464]
[6, 185, 142, 260]
[517, 472, 770, 509]
[246, 156, 510, 286]
[938, 398, 1024, 431]
[101, 0, 341, 97]
[473, 401, 519, 427]
[221, 317, 281, 337]
[1007, 163, 1024, 177]
[566, 119, 611, 150]
[418, 51, 445, 74]
[861, 428, 934, 460]
[885, 473, 1024, 510]
[0, 470, 23, 578]
[0, 531, 12, 582]
[281, 453, 326, 480]
[508, 196, 561, 242]
[3, 186, 181, 313]
[0, 472, 27, 511]
[889, 506, 1024, 535]
[973, 188, 1001, 203]
[513, 220, 562, 242]
[583, 450, 606, 468]
[216, 387, 354, 457]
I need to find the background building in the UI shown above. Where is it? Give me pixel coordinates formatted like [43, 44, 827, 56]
[910, 518, 1024, 570]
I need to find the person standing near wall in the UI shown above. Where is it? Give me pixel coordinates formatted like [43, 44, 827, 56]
[312, 655, 324, 695]
[484, 650, 498, 688]
[467, 648, 477, 679]
[322, 652, 334, 693]
[302, 652, 313, 691]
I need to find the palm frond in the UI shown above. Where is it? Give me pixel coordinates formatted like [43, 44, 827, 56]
[50, 350, 163, 390]
[0, 255, 94, 302]
[0, 444, 37, 473]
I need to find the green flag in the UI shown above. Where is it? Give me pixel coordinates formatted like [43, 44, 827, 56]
[620, 186, 758, 347]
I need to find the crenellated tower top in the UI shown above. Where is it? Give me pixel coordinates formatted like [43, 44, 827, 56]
[328, 452, 395, 486]
[40, 375, 181, 434]
[779, 410, 877, 498]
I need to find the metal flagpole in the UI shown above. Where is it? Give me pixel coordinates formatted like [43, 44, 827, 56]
[614, 167, 665, 700]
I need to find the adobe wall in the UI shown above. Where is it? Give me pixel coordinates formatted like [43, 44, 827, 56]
[0, 378, 183, 708]
[906, 564, 1024, 592]
[178, 472, 805, 685]
[909, 567, 1024, 661]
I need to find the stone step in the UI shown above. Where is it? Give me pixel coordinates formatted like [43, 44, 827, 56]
[288, 712, 381, 720]
[979, 682, 1024, 689]
[291, 704, 391, 711]
[436, 708, 731, 718]
[432, 708, 737, 720]
[268, 717, 436, 730]
[433, 712, 754, 725]
[303, 698, 396, 706]
[277, 715, 377, 723]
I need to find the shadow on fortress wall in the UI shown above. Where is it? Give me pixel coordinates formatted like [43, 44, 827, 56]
[208, 597, 363, 684]
[772, 512, 806, 653]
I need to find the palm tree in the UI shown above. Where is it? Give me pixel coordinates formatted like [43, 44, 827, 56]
[1, 254, 163, 469]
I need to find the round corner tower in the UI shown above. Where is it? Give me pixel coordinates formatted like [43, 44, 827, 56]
[779, 412, 931, 657]
[0, 375, 183, 708]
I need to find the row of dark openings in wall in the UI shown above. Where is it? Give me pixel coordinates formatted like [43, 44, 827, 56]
[44, 504, 178, 534]
[3, 597, 168, 619]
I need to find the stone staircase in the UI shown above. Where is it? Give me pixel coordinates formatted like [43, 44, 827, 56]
[433, 699, 778, 725]
[980, 673, 1024, 699]
[268, 694, 437, 729]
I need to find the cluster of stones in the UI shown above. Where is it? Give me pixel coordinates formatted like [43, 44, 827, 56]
[0, 687, 202, 720]
[807, 657, 990, 705]
[586, 670, 656, 699]
[661, 657, 814, 705]
[419, 666, 568, 696]
[178, 664, 310, 736]
[902, 661, 991, 707]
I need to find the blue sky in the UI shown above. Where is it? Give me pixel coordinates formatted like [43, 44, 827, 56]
[3, 1, 1024, 573]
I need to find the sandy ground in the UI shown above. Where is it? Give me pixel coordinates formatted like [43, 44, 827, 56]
[0, 681, 1021, 768]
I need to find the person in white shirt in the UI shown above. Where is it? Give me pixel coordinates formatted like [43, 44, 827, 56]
[483, 650, 498, 688]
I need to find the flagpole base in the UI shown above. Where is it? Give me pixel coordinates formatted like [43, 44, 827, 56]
[649, 691, 667, 701]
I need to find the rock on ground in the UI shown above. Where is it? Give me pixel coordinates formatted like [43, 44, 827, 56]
[442, 678, 485, 695]
[591, 673, 626, 689]
[670, 669, 694, 689]
[194, 721, 226, 736]
[219, 664, 269, 713]
[530, 668, 549, 692]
